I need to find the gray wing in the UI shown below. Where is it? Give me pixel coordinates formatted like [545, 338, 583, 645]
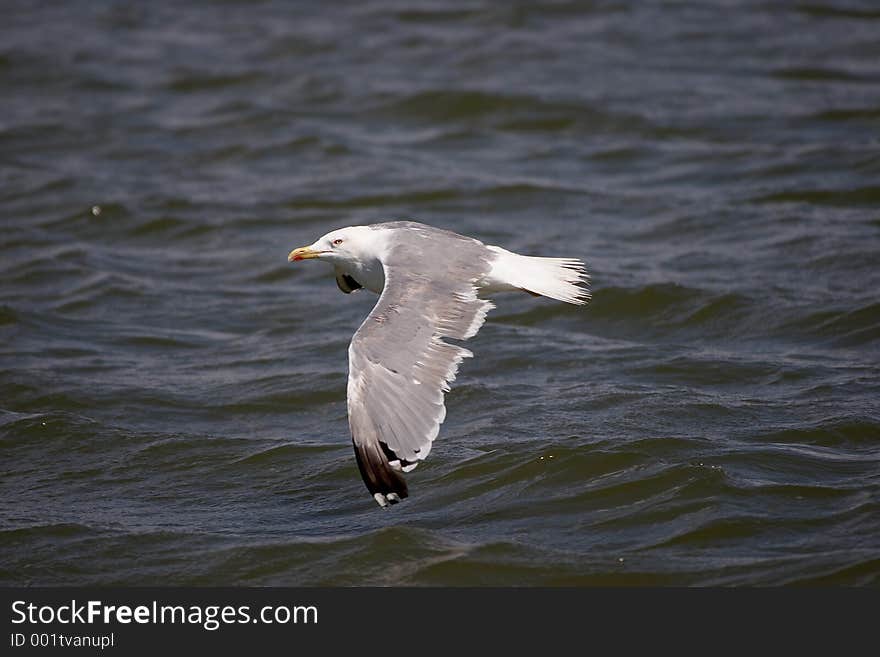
[347, 225, 494, 506]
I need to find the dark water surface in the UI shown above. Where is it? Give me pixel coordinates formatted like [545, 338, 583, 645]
[2, 1, 879, 585]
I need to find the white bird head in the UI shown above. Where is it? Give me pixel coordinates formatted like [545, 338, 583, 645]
[287, 225, 385, 267]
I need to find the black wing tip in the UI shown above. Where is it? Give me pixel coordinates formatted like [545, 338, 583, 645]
[353, 440, 410, 508]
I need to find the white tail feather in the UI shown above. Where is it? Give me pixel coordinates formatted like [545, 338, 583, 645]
[483, 247, 591, 305]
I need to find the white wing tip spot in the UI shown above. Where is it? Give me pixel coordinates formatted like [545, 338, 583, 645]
[373, 492, 402, 507]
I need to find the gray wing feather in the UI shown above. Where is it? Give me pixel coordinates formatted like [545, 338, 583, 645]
[347, 225, 494, 494]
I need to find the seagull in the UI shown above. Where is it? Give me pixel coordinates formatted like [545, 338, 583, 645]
[288, 221, 589, 507]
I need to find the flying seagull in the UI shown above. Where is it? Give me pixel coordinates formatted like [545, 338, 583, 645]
[288, 221, 589, 507]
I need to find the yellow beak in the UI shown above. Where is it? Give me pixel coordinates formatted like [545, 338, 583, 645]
[288, 246, 323, 262]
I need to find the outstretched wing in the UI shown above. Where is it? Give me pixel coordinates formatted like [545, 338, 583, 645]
[347, 225, 494, 506]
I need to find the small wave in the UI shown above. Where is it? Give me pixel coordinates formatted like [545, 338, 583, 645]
[681, 292, 752, 326]
[0, 305, 18, 325]
[795, 4, 880, 19]
[285, 188, 460, 210]
[283, 179, 592, 211]
[789, 555, 880, 586]
[164, 70, 267, 93]
[116, 334, 199, 349]
[770, 67, 877, 83]
[496, 116, 577, 132]
[787, 302, 880, 346]
[261, 35, 337, 59]
[0, 386, 92, 416]
[52, 277, 150, 314]
[369, 89, 677, 138]
[374, 90, 554, 121]
[752, 185, 880, 206]
[589, 283, 700, 320]
[130, 216, 191, 237]
[252, 265, 297, 283]
[737, 482, 860, 500]
[650, 515, 779, 549]
[212, 372, 344, 412]
[632, 354, 782, 387]
[0, 410, 103, 445]
[586, 283, 758, 339]
[751, 418, 880, 448]
[0, 522, 95, 541]
[176, 526, 470, 585]
[230, 442, 339, 466]
[393, 8, 483, 23]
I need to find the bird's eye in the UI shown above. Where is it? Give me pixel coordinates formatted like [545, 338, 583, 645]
[332, 238, 343, 246]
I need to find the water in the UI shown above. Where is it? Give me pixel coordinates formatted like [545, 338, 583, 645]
[2, 1, 879, 586]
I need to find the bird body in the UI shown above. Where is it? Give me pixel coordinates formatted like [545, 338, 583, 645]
[288, 221, 589, 507]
